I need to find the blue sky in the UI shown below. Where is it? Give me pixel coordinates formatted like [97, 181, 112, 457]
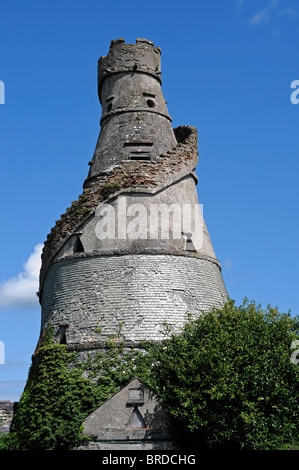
[0, 0, 298, 401]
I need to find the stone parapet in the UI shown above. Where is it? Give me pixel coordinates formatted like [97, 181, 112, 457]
[98, 38, 162, 98]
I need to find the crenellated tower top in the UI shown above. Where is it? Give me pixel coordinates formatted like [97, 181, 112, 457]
[84, 38, 176, 187]
[98, 38, 162, 97]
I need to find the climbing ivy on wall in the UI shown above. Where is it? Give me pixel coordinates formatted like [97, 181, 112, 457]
[2, 300, 299, 450]
[3, 329, 152, 450]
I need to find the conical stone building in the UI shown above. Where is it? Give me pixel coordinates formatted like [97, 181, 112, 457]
[39, 38, 227, 352]
[34, 38, 228, 448]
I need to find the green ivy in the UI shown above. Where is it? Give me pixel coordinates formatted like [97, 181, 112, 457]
[2, 300, 299, 450]
[3, 329, 151, 450]
[100, 179, 122, 200]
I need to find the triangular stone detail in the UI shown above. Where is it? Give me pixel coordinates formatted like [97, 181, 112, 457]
[126, 406, 145, 429]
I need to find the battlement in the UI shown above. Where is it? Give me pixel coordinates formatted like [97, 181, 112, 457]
[98, 38, 162, 96]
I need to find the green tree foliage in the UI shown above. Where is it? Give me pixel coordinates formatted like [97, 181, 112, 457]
[144, 299, 299, 450]
[2, 300, 299, 450]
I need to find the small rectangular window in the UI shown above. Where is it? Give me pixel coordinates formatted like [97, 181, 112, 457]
[125, 142, 153, 161]
[124, 141, 153, 147]
[129, 152, 151, 161]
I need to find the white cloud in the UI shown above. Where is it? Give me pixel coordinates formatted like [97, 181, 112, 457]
[249, 9, 271, 25]
[248, 0, 279, 25]
[277, 4, 297, 17]
[0, 244, 43, 309]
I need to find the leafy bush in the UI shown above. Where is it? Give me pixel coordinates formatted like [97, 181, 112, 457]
[144, 299, 299, 450]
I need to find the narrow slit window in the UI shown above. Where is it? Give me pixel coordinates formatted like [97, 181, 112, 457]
[60, 328, 67, 345]
[56, 326, 67, 344]
[124, 141, 153, 147]
[105, 95, 114, 113]
[130, 152, 150, 161]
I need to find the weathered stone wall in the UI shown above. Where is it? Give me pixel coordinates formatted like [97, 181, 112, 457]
[88, 111, 177, 178]
[53, 175, 215, 260]
[40, 254, 227, 348]
[75, 377, 177, 451]
[0, 401, 17, 434]
[98, 38, 162, 96]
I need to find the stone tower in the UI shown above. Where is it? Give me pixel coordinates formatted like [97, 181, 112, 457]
[39, 38, 227, 355]
[33, 37, 228, 450]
